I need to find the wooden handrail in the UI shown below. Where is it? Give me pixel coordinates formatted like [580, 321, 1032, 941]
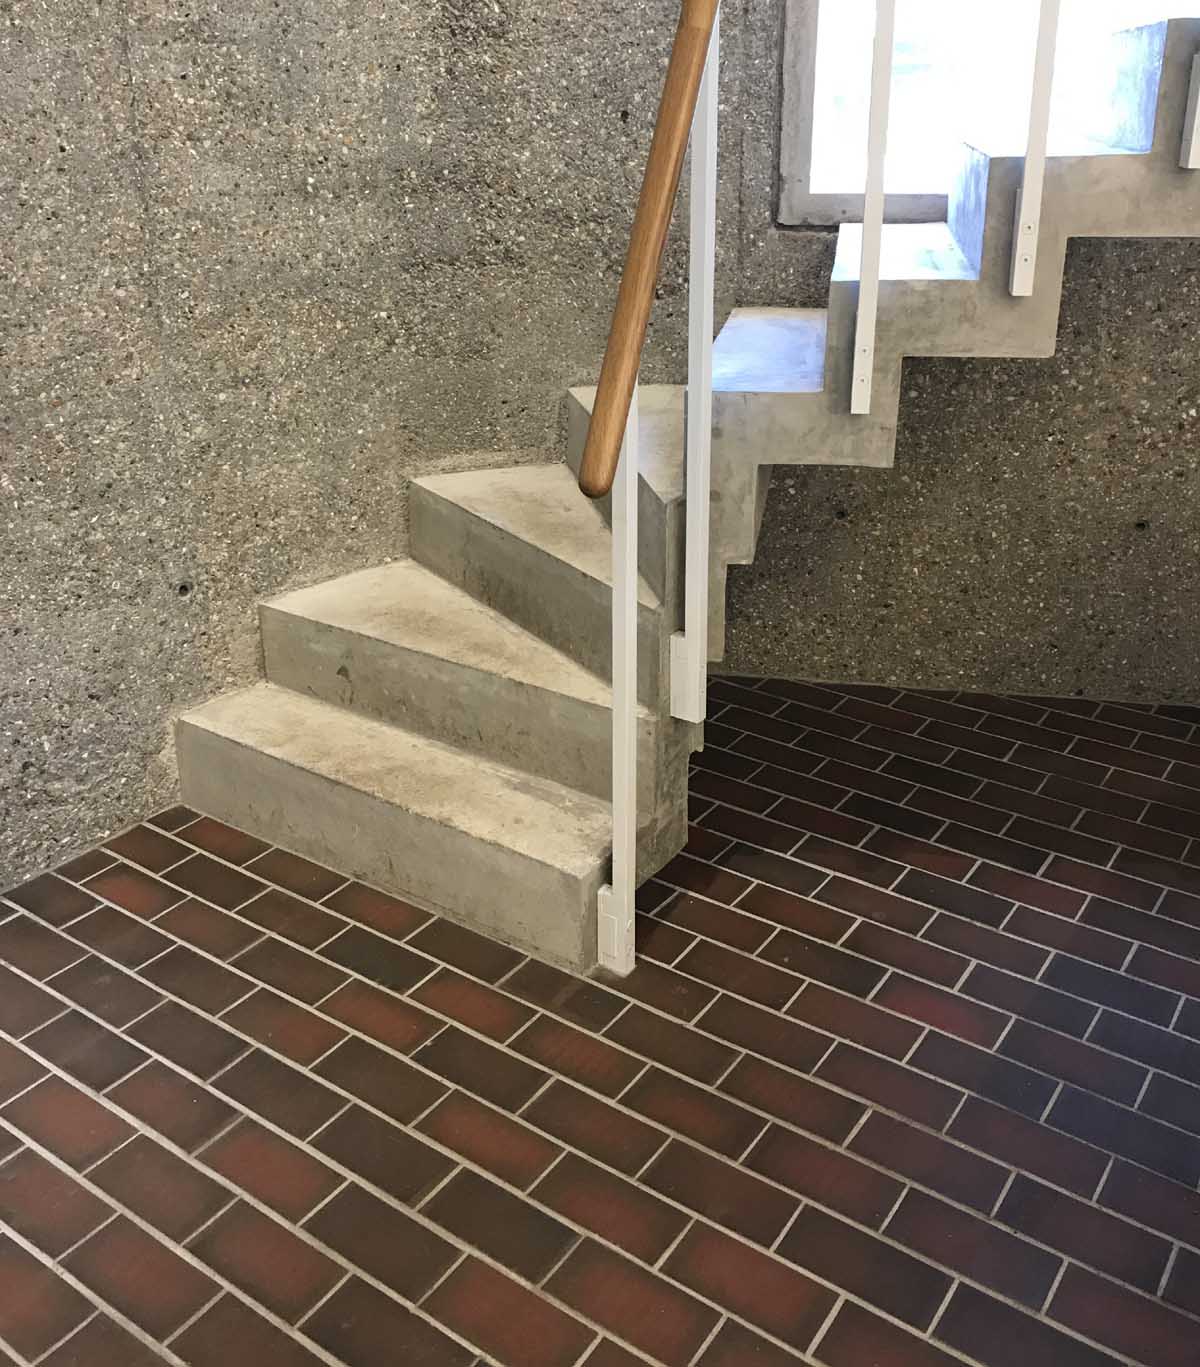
[578, 0, 720, 499]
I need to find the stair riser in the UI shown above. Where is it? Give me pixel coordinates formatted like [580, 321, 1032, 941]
[410, 483, 667, 706]
[177, 720, 601, 971]
[261, 604, 663, 810]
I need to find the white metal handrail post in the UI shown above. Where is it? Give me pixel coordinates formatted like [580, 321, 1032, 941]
[597, 387, 640, 977]
[671, 7, 720, 725]
[1011, 0, 1062, 296]
[851, 0, 897, 416]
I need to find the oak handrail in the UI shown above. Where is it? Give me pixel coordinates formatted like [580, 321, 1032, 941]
[578, 0, 720, 499]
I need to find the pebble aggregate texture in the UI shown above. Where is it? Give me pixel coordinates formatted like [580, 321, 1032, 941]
[2, 0, 1196, 887]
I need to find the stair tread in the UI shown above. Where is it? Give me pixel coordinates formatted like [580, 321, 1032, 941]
[712, 308, 828, 394]
[184, 683, 612, 877]
[833, 222, 978, 284]
[266, 559, 648, 717]
[413, 464, 660, 608]
[568, 384, 685, 504]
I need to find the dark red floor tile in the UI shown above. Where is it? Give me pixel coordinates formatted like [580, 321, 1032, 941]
[142, 943, 251, 1013]
[166, 853, 263, 909]
[719, 1053, 865, 1141]
[876, 975, 1009, 1048]
[55, 849, 117, 882]
[4, 1075, 131, 1167]
[65, 1215, 215, 1337]
[238, 888, 341, 949]
[850, 1110, 1009, 1212]
[1140, 1071, 1200, 1135]
[173, 1293, 325, 1367]
[105, 825, 190, 874]
[1049, 858, 1161, 911]
[950, 1096, 1107, 1196]
[548, 1239, 720, 1367]
[821, 755, 920, 801]
[1114, 847, 1200, 898]
[962, 964, 1096, 1036]
[501, 958, 625, 1030]
[925, 916, 1048, 976]
[975, 780, 1082, 828]
[818, 1300, 960, 1367]
[321, 978, 442, 1054]
[635, 910, 697, 964]
[201, 1118, 341, 1220]
[697, 992, 830, 1072]
[675, 937, 798, 1009]
[937, 1283, 1122, 1367]
[747, 1122, 901, 1226]
[322, 880, 430, 939]
[190, 1199, 341, 1322]
[1004, 817, 1116, 868]
[4, 873, 97, 927]
[234, 937, 348, 1004]
[419, 1090, 561, 1188]
[605, 957, 718, 1022]
[1051, 1263, 1198, 1367]
[970, 862, 1087, 918]
[533, 1151, 686, 1261]
[245, 848, 343, 900]
[938, 822, 1045, 874]
[909, 784, 1015, 833]
[304, 1182, 458, 1298]
[780, 1204, 950, 1330]
[817, 1043, 962, 1129]
[888, 1187, 1059, 1307]
[415, 1025, 544, 1111]
[305, 1276, 474, 1366]
[896, 869, 1012, 928]
[107, 1060, 236, 1150]
[85, 864, 183, 918]
[312, 1103, 451, 1205]
[605, 1003, 736, 1083]
[737, 882, 853, 940]
[22, 1017, 147, 1088]
[216, 1049, 344, 1139]
[0, 915, 85, 979]
[1079, 809, 1189, 860]
[315, 1035, 447, 1125]
[1084, 898, 1200, 961]
[654, 893, 774, 954]
[66, 905, 173, 968]
[643, 1137, 797, 1245]
[1089, 1010, 1200, 1086]
[867, 827, 977, 879]
[1044, 953, 1179, 1026]
[1130, 941, 1200, 1000]
[221, 986, 345, 1065]
[794, 833, 905, 888]
[623, 1065, 763, 1157]
[911, 1032, 1056, 1118]
[716, 846, 827, 903]
[885, 753, 983, 797]
[998, 1173, 1169, 1292]
[511, 1014, 640, 1097]
[819, 876, 932, 933]
[657, 851, 755, 905]
[426, 1257, 594, 1367]
[843, 792, 945, 839]
[319, 924, 431, 993]
[666, 1221, 835, 1349]
[0, 1149, 111, 1256]
[789, 981, 921, 1059]
[844, 921, 966, 988]
[1001, 1018, 1145, 1105]
[0, 1038, 46, 1105]
[41, 1314, 170, 1367]
[1048, 1086, 1200, 1186]
[50, 955, 162, 1027]
[691, 768, 782, 813]
[0, 963, 63, 1037]
[760, 928, 886, 996]
[696, 1321, 801, 1367]
[126, 1001, 246, 1079]
[523, 1078, 664, 1174]
[0, 1233, 92, 1359]
[1100, 1158, 1200, 1247]
[411, 966, 534, 1041]
[1003, 905, 1130, 969]
[89, 1135, 227, 1241]
[407, 917, 522, 983]
[177, 817, 271, 866]
[153, 896, 262, 962]
[1164, 1245, 1200, 1317]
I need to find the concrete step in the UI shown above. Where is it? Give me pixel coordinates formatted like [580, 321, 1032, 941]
[176, 683, 610, 970]
[409, 463, 667, 705]
[260, 558, 661, 807]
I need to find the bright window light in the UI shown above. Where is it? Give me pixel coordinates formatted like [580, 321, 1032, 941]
[810, 1, 1187, 197]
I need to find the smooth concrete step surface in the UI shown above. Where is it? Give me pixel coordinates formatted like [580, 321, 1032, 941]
[713, 307, 827, 393]
[832, 222, 979, 284]
[410, 464, 666, 704]
[177, 683, 610, 969]
[261, 558, 659, 805]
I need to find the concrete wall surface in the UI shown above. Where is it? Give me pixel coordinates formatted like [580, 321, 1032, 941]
[3, 0, 1197, 884]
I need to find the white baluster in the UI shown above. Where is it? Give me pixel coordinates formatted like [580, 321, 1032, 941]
[1011, 0, 1062, 296]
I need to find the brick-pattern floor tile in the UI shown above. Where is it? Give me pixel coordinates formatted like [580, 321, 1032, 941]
[9, 680, 1200, 1367]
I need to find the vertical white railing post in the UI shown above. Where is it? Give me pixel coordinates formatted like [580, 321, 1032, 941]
[1181, 53, 1200, 169]
[851, 0, 897, 416]
[1011, 0, 1062, 296]
[671, 7, 720, 725]
[597, 387, 639, 977]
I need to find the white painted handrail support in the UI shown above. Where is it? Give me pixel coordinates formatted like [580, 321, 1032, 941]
[851, 0, 897, 417]
[1011, 0, 1062, 296]
[597, 387, 639, 977]
[671, 7, 720, 725]
[1182, 53, 1200, 168]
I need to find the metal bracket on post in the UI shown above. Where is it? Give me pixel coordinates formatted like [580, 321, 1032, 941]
[597, 387, 639, 978]
[850, 0, 896, 417]
[671, 7, 720, 726]
[1182, 53, 1200, 169]
[1011, 0, 1061, 297]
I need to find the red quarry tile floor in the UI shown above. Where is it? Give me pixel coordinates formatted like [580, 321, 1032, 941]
[2, 678, 1200, 1366]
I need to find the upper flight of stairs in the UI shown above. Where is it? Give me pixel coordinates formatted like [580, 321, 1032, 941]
[177, 18, 1200, 975]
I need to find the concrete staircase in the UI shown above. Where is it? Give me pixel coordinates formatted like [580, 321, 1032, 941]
[177, 18, 1200, 974]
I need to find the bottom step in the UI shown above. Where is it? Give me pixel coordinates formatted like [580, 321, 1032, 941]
[176, 683, 612, 971]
